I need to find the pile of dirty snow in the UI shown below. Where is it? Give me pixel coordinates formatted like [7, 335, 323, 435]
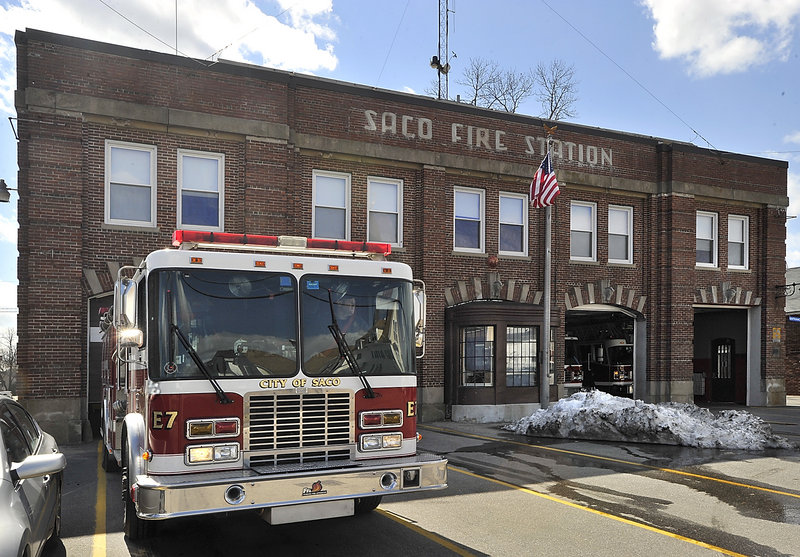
[503, 391, 796, 451]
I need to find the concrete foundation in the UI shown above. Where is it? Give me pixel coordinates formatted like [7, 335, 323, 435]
[645, 380, 694, 404]
[20, 397, 90, 445]
[451, 403, 539, 423]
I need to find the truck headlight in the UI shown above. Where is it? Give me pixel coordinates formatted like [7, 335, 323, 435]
[360, 432, 403, 451]
[186, 443, 240, 464]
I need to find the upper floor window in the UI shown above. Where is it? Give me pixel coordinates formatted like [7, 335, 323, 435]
[696, 211, 718, 267]
[570, 201, 596, 262]
[608, 205, 633, 264]
[454, 187, 485, 253]
[728, 215, 749, 269]
[313, 170, 350, 240]
[367, 177, 403, 246]
[178, 150, 224, 231]
[105, 140, 156, 227]
[499, 193, 528, 256]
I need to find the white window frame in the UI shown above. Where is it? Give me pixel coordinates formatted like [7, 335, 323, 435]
[312, 170, 351, 240]
[727, 214, 749, 270]
[453, 187, 485, 254]
[570, 201, 597, 262]
[696, 211, 718, 268]
[498, 192, 528, 256]
[104, 140, 157, 228]
[367, 176, 403, 247]
[608, 205, 633, 264]
[177, 149, 225, 231]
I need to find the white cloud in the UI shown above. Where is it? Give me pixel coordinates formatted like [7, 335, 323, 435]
[0, 210, 18, 245]
[786, 131, 800, 144]
[0, 0, 339, 116]
[642, 0, 800, 76]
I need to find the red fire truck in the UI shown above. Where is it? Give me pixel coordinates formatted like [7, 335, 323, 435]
[100, 230, 447, 539]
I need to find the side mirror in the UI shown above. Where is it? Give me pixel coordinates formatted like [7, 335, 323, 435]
[11, 453, 67, 482]
[114, 278, 137, 328]
[413, 280, 426, 357]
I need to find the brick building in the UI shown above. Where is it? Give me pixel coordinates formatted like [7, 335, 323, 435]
[13, 29, 789, 443]
[784, 267, 800, 396]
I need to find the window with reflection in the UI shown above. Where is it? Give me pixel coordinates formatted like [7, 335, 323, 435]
[154, 269, 298, 379]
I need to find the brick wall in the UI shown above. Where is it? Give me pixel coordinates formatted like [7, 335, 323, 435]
[13, 30, 790, 434]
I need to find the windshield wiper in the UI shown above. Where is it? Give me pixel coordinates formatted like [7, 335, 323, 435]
[170, 324, 233, 405]
[327, 290, 376, 399]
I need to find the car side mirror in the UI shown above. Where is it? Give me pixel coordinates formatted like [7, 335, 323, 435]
[10, 452, 66, 483]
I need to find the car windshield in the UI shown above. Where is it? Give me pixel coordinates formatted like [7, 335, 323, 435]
[300, 275, 415, 376]
[154, 269, 298, 379]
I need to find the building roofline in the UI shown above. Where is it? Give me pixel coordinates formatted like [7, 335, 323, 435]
[15, 27, 788, 170]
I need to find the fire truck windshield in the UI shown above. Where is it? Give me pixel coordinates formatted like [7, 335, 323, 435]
[154, 269, 298, 379]
[301, 276, 415, 376]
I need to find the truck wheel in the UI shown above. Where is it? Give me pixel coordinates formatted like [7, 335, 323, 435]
[354, 495, 382, 514]
[102, 443, 119, 473]
[122, 456, 154, 540]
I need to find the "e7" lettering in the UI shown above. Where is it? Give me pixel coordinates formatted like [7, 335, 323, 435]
[152, 411, 178, 429]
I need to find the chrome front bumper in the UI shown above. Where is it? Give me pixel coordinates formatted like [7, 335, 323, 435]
[135, 453, 447, 520]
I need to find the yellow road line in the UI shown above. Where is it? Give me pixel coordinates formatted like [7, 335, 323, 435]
[449, 465, 746, 557]
[377, 508, 476, 557]
[422, 424, 800, 500]
[93, 442, 107, 557]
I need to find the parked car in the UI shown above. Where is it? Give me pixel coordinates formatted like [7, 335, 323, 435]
[0, 394, 66, 557]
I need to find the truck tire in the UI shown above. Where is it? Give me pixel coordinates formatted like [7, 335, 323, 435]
[122, 452, 154, 540]
[354, 495, 382, 514]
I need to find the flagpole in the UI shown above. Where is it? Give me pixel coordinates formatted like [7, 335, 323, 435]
[540, 136, 554, 410]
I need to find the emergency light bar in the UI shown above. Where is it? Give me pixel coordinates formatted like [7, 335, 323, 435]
[171, 230, 391, 259]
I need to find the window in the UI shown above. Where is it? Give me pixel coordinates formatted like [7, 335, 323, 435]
[6, 403, 40, 451]
[178, 150, 224, 230]
[460, 326, 494, 386]
[608, 205, 633, 264]
[696, 211, 718, 267]
[570, 201, 596, 261]
[728, 215, 749, 269]
[506, 326, 537, 386]
[499, 193, 528, 256]
[454, 187, 485, 252]
[367, 177, 402, 246]
[105, 140, 156, 227]
[313, 170, 350, 240]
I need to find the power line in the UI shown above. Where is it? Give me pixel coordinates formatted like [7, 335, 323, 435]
[539, 0, 718, 152]
[96, 0, 210, 67]
[376, 0, 412, 86]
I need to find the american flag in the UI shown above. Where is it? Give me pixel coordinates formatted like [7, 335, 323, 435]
[530, 152, 560, 208]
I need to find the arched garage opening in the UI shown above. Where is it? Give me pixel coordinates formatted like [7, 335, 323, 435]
[564, 304, 646, 399]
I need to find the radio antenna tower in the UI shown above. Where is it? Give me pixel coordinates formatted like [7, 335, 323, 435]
[430, 0, 452, 100]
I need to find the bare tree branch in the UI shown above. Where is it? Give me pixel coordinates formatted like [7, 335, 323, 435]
[455, 57, 500, 107]
[450, 57, 578, 117]
[534, 59, 579, 121]
[0, 328, 17, 394]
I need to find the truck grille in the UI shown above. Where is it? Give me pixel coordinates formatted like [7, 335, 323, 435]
[245, 391, 354, 468]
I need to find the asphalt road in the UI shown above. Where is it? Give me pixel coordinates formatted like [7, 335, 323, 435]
[42, 416, 800, 557]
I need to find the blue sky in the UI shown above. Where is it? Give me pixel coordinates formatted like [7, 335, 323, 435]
[1, 0, 800, 331]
